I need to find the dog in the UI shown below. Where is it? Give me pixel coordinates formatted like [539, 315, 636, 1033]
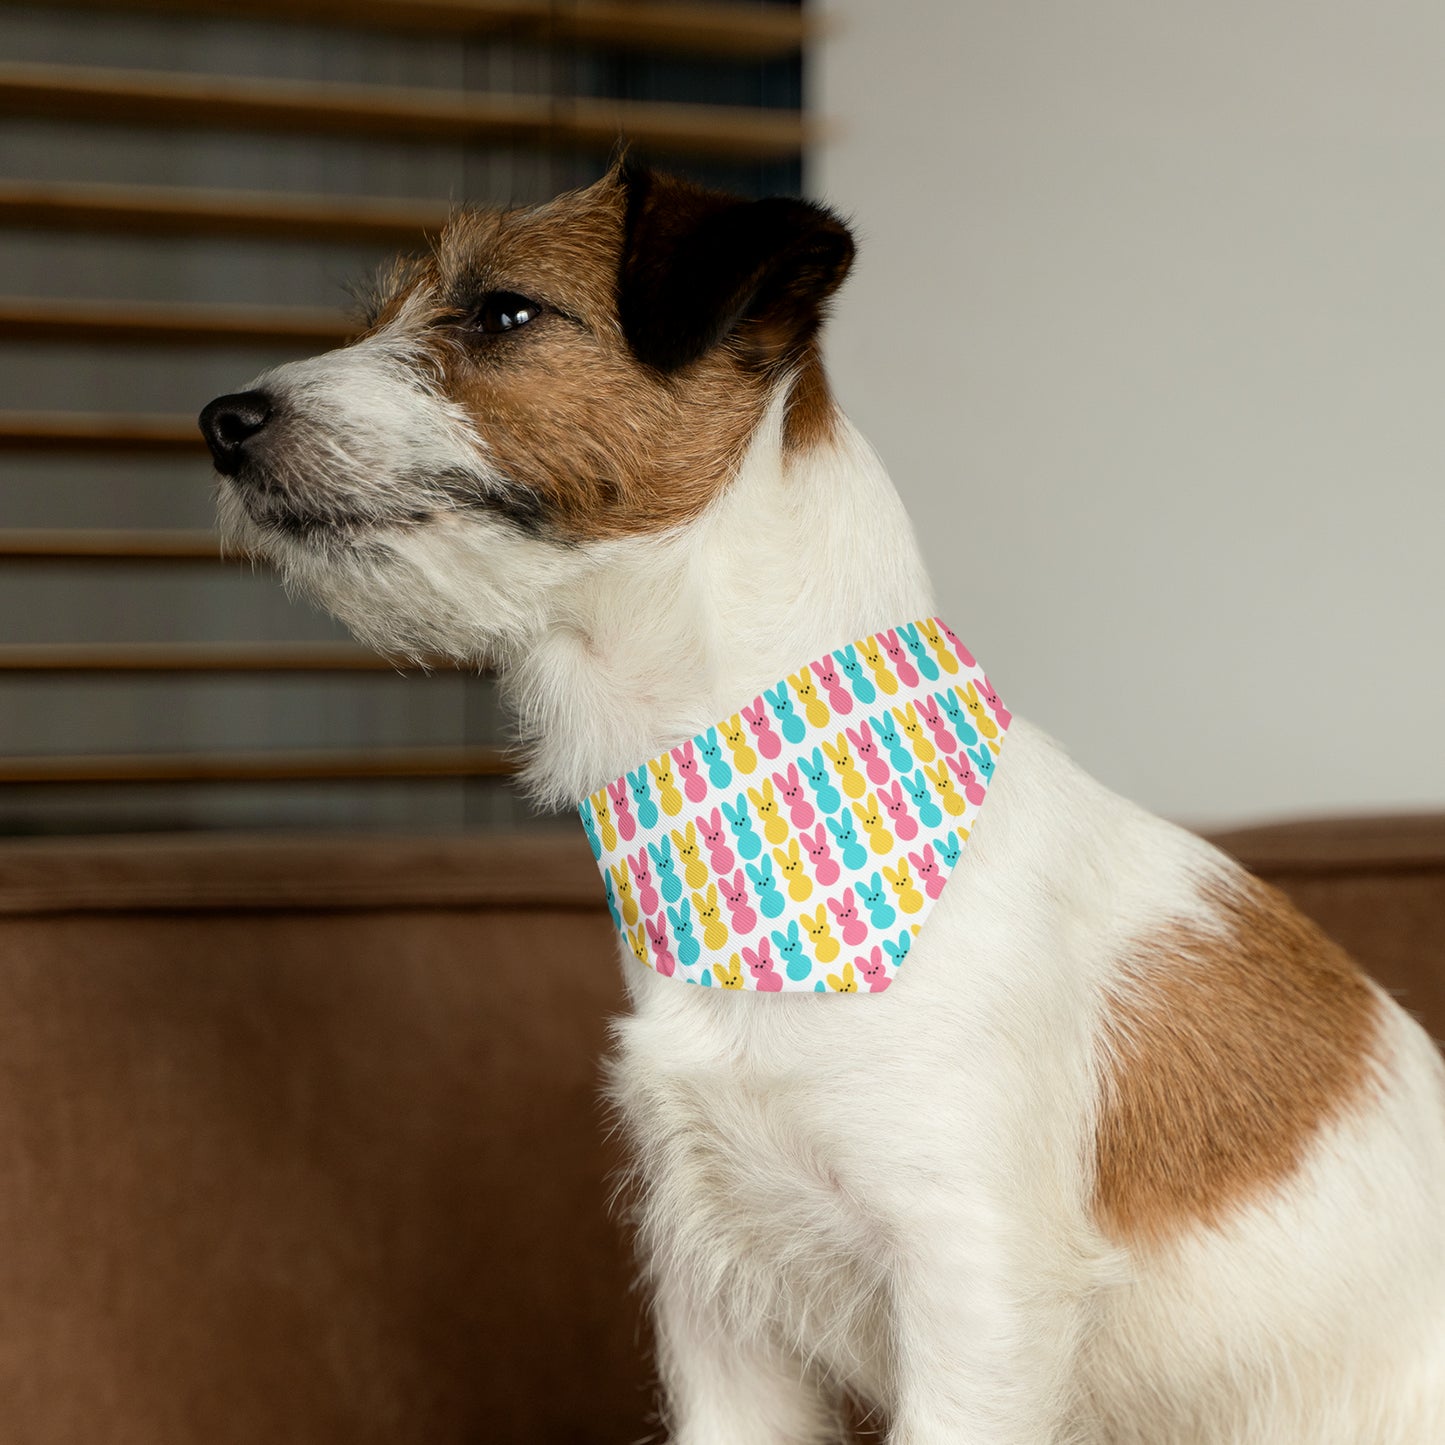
[200, 162, 1445, 1443]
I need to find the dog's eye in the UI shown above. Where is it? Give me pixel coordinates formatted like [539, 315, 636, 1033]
[471, 291, 543, 334]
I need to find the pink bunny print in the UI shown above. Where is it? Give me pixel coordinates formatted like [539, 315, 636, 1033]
[811, 654, 854, 716]
[918, 695, 958, 756]
[877, 780, 919, 841]
[945, 752, 988, 806]
[979, 673, 1012, 729]
[799, 826, 841, 886]
[698, 808, 736, 875]
[672, 740, 709, 804]
[881, 628, 920, 688]
[606, 779, 637, 842]
[742, 698, 783, 760]
[908, 843, 947, 900]
[940, 620, 976, 667]
[721, 870, 758, 934]
[855, 946, 891, 992]
[846, 722, 891, 785]
[827, 889, 869, 947]
[646, 913, 676, 977]
[742, 939, 783, 992]
[773, 763, 816, 829]
[629, 848, 659, 915]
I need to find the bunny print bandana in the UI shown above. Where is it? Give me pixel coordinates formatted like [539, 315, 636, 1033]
[579, 620, 1009, 994]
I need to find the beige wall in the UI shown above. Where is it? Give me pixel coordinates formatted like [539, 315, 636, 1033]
[814, 2, 1445, 827]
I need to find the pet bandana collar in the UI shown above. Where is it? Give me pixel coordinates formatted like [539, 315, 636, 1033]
[579, 620, 1008, 993]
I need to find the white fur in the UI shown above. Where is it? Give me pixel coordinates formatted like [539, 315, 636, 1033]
[222, 348, 1445, 1444]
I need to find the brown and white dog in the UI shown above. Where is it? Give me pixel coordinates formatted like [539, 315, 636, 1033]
[200, 163, 1445, 1444]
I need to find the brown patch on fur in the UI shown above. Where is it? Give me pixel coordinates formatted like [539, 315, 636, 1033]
[1093, 872, 1381, 1247]
[438, 185, 769, 540]
[364, 179, 751, 541]
[783, 343, 840, 454]
[365, 170, 845, 542]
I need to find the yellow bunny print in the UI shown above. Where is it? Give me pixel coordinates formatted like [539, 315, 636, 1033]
[883, 860, 925, 915]
[924, 761, 967, 817]
[789, 665, 831, 728]
[649, 756, 685, 816]
[826, 962, 858, 993]
[591, 787, 619, 850]
[627, 923, 650, 965]
[610, 861, 640, 926]
[921, 620, 960, 675]
[962, 681, 999, 741]
[713, 953, 745, 989]
[672, 822, 710, 888]
[852, 794, 894, 854]
[721, 714, 757, 774]
[822, 733, 867, 799]
[892, 702, 937, 762]
[800, 905, 840, 963]
[856, 636, 898, 695]
[693, 884, 730, 950]
[748, 779, 790, 844]
[773, 840, 814, 901]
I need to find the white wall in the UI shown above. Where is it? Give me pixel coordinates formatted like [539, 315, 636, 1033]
[813, 1, 1445, 827]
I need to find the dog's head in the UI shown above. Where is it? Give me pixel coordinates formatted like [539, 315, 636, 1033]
[200, 163, 854, 661]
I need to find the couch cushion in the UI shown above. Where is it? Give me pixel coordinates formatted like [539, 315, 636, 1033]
[0, 817, 1439, 1443]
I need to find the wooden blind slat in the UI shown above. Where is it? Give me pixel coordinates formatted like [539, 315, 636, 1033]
[0, 745, 513, 783]
[0, 0, 809, 58]
[0, 297, 353, 348]
[0, 180, 448, 245]
[0, 62, 812, 161]
[0, 643, 424, 672]
[0, 529, 228, 561]
[0, 412, 202, 452]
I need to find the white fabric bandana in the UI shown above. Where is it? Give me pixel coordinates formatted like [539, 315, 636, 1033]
[579, 620, 1008, 993]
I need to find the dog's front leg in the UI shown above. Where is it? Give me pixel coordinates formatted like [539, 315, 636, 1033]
[653, 1273, 844, 1445]
[883, 1208, 1093, 1445]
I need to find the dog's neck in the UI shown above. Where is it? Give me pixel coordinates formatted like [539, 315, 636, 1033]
[501, 391, 938, 809]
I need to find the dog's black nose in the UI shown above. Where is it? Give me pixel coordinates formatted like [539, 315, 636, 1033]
[199, 390, 273, 475]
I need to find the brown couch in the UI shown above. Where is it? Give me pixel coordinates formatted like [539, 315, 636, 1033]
[0, 817, 1440, 1443]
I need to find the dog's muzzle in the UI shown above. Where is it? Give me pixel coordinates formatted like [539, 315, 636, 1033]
[199, 390, 273, 476]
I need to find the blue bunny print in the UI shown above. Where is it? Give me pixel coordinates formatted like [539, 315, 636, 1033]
[898, 622, 939, 682]
[825, 811, 869, 871]
[882, 930, 913, 969]
[905, 769, 944, 829]
[649, 837, 684, 903]
[858, 872, 897, 929]
[937, 690, 978, 748]
[747, 856, 787, 918]
[668, 900, 701, 967]
[580, 799, 603, 860]
[833, 644, 876, 705]
[771, 920, 813, 982]
[872, 711, 915, 774]
[699, 728, 734, 788]
[968, 743, 995, 780]
[764, 683, 807, 744]
[722, 793, 763, 860]
[627, 765, 660, 830]
[935, 832, 963, 869]
[604, 873, 623, 930]
[800, 747, 842, 816]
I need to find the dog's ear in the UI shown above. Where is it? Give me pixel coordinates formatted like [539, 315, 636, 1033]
[617, 162, 855, 374]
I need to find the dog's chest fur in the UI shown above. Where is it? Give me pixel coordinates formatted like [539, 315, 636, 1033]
[608, 718, 1176, 1405]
